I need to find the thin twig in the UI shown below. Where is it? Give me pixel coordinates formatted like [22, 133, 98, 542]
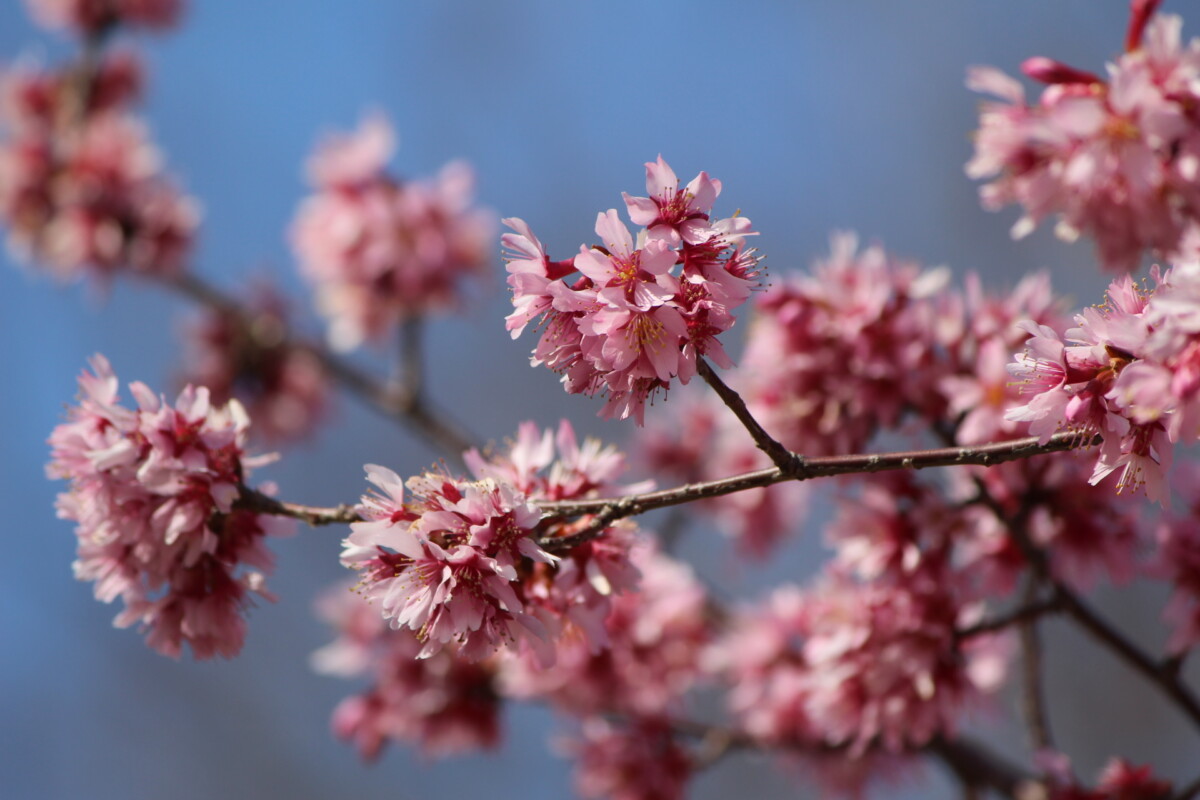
[1053, 582, 1200, 731]
[238, 432, 1096, 531]
[166, 271, 478, 460]
[956, 596, 1063, 640]
[970, 475, 1200, 734]
[697, 357, 802, 475]
[670, 718, 1032, 798]
[235, 486, 359, 526]
[538, 431, 1094, 520]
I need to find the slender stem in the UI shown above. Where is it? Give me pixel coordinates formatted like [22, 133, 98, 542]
[696, 357, 801, 475]
[956, 596, 1062, 639]
[1052, 583, 1200, 730]
[239, 431, 1096, 531]
[165, 272, 478, 460]
[538, 431, 1093, 519]
[235, 486, 359, 526]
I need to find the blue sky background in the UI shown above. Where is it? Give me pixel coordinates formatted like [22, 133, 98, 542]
[2, 2, 1196, 798]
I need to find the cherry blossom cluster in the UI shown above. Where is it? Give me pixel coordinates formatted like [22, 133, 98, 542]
[47, 355, 292, 658]
[290, 113, 495, 351]
[639, 236, 1066, 556]
[24, 0, 183, 35]
[1003, 266, 1200, 502]
[967, 4, 1200, 271]
[339, 421, 644, 663]
[713, 474, 1009, 794]
[311, 583, 500, 760]
[179, 284, 329, 445]
[503, 156, 761, 424]
[0, 26, 196, 280]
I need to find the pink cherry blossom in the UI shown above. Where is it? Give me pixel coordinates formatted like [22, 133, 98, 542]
[0, 56, 197, 281]
[291, 112, 495, 351]
[498, 542, 711, 717]
[566, 717, 692, 800]
[48, 355, 292, 659]
[967, 12, 1200, 271]
[737, 232, 948, 455]
[311, 583, 500, 760]
[341, 464, 556, 661]
[502, 156, 759, 424]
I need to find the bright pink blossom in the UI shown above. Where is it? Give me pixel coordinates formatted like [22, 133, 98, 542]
[341, 464, 556, 661]
[48, 355, 291, 659]
[291, 112, 495, 351]
[503, 156, 759, 424]
[498, 542, 711, 717]
[718, 562, 1006, 758]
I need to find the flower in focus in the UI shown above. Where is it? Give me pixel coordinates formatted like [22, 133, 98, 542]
[48, 355, 291, 658]
[503, 156, 760, 424]
[291, 112, 495, 351]
[341, 464, 556, 661]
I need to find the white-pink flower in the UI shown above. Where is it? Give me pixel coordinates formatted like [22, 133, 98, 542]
[342, 465, 556, 661]
[48, 355, 291, 659]
[291, 112, 496, 351]
[503, 156, 760, 425]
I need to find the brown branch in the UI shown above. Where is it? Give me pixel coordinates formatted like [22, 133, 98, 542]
[955, 596, 1062, 640]
[1052, 582, 1200, 730]
[538, 431, 1093, 523]
[238, 432, 1096, 534]
[235, 486, 359, 526]
[165, 271, 478, 460]
[697, 357, 802, 475]
[969, 475, 1200, 734]
[670, 718, 1032, 798]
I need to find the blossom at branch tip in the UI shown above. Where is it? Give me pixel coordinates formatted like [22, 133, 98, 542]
[967, 10, 1200, 271]
[502, 156, 760, 425]
[0, 54, 198, 281]
[48, 355, 292, 659]
[290, 111, 495, 351]
[1003, 269, 1200, 502]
